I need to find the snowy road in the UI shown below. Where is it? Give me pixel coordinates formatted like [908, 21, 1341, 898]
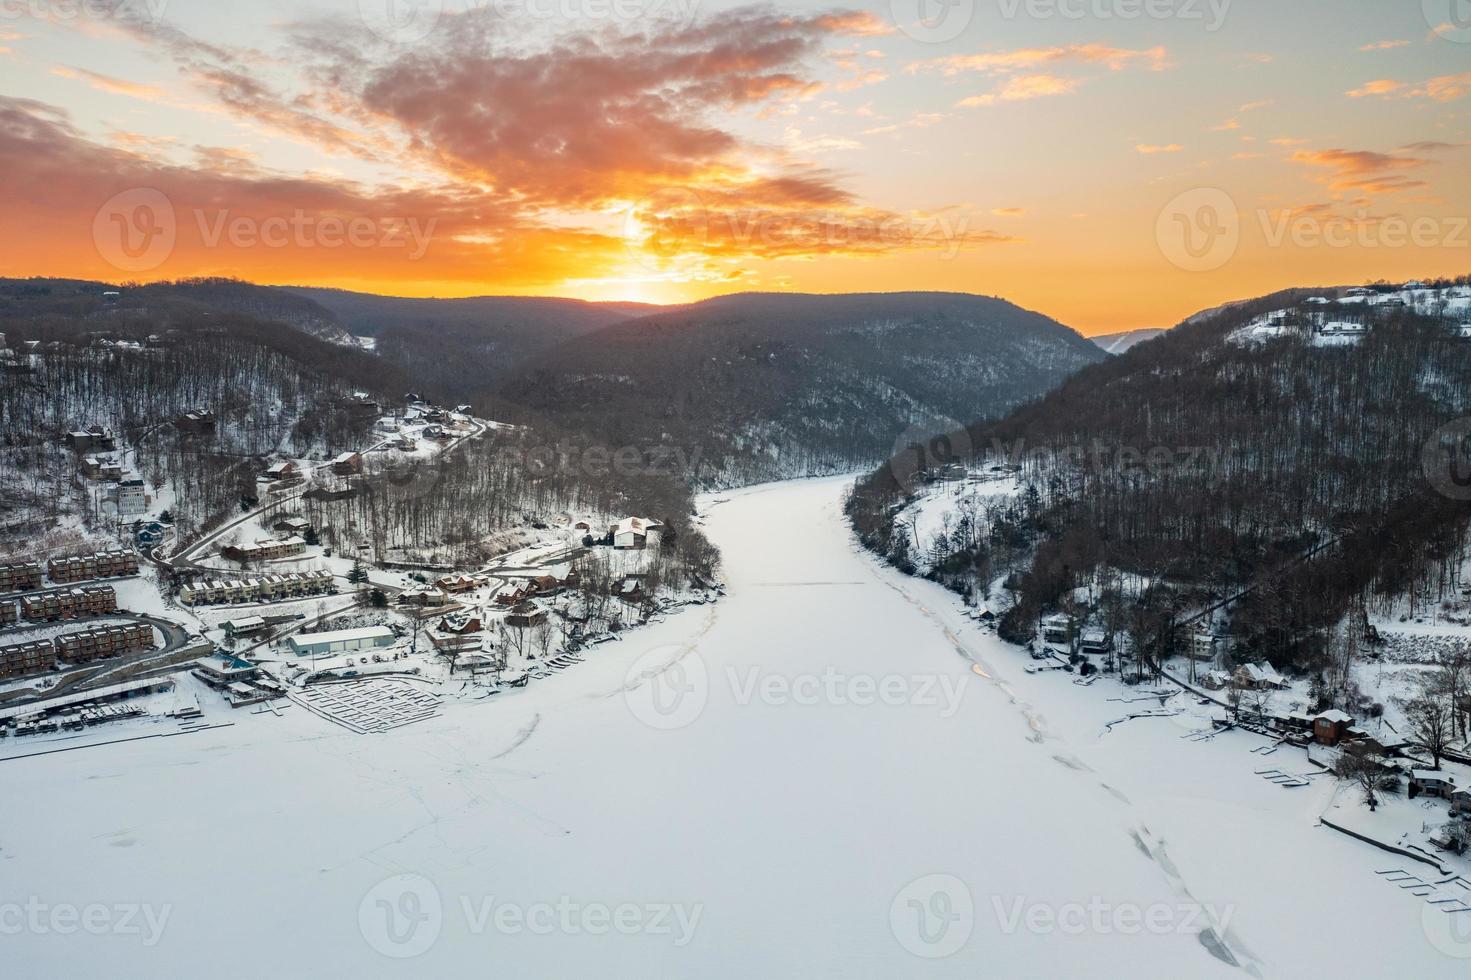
[4, 477, 1468, 977]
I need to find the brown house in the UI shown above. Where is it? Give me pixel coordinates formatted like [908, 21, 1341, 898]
[1311, 709, 1354, 746]
[505, 602, 548, 628]
[332, 451, 363, 476]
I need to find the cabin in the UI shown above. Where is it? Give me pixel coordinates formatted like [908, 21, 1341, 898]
[1452, 788, 1471, 817]
[332, 451, 363, 476]
[263, 461, 296, 482]
[1079, 628, 1111, 656]
[611, 517, 664, 550]
[274, 517, 312, 535]
[505, 601, 549, 628]
[176, 410, 217, 435]
[221, 616, 268, 638]
[1409, 770, 1457, 801]
[80, 454, 123, 481]
[1311, 709, 1354, 746]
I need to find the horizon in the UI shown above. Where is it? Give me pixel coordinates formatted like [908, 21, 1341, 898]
[2, 2, 1469, 333]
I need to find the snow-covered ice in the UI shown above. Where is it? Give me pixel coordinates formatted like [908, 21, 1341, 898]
[3, 477, 1469, 976]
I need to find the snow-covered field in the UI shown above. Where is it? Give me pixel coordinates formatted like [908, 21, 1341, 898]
[4, 477, 1469, 976]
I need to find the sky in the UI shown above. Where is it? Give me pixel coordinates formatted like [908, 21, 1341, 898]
[1, 0, 1468, 334]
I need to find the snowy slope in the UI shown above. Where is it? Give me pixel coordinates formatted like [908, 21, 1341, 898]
[2, 478, 1466, 976]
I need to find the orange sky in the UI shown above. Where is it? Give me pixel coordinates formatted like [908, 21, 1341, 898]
[1, 1, 1469, 334]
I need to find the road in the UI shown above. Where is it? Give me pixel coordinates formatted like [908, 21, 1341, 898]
[1, 477, 1461, 978]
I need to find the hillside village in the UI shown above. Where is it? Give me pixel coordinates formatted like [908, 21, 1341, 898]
[0, 374, 720, 749]
[867, 279, 1471, 877]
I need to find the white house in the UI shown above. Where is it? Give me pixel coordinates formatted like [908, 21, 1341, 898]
[1234, 661, 1287, 690]
[611, 517, 664, 549]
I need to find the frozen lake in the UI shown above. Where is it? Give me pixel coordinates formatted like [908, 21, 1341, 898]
[4, 476, 1467, 976]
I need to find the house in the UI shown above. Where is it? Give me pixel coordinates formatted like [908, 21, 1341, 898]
[395, 434, 418, 452]
[494, 582, 532, 606]
[1345, 286, 1374, 297]
[221, 616, 268, 638]
[400, 588, 453, 609]
[1079, 628, 1112, 656]
[505, 601, 549, 628]
[435, 574, 482, 594]
[116, 478, 148, 517]
[1409, 770, 1457, 800]
[1040, 613, 1073, 647]
[1457, 324, 1471, 340]
[0, 601, 16, 627]
[273, 517, 312, 535]
[1311, 709, 1354, 746]
[175, 409, 217, 435]
[332, 451, 363, 476]
[611, 517, 664, 550]
[287, 626, 395, 658]
[263, 461, 296, 482]
[1233, 662, 1288, 691]
[1200, 669, 1232, 691]
[430, 615, 484, 653]
[64, 425, 115, 454]
[617, 575, 646, 604]
[1452, 788, 1471, 817]
[1187, 625, 1218, 662]
[80, 454, 123, 481]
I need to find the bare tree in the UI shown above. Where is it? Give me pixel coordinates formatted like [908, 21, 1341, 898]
[1401, 684, 1454, 770]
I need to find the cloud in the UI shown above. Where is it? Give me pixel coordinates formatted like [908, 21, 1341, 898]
[1347, 72, 1471, 102]
[1239, 99, 1273, 112]
[991, 207, 1025, 216]
[50, 66, 164, 100]
[920, 43, 1167, 110]
[1210, 118, 1240, 131]
[956, 74, 1080, 107]
[1290, 147, 1429, 196]
[1347, 78, 1406, 98]
[1358, 40, 1410, 52]
[0, 8, 1005, 289]
[1136, 143, 1183, 154]
[916, 43, 1170, 76]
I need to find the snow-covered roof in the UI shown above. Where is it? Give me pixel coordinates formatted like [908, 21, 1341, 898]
[1411, 769, 1454, 782]
[289, 626, 394, 646]
[1313, 709, 1352, 724]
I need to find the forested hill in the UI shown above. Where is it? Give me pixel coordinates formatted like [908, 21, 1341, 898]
[501, 291, 1106, 486]
[848, 277, 1471, 675]
[283, 288, 660, 392]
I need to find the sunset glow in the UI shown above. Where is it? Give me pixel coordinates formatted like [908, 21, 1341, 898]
[2, 0, 1468, 332]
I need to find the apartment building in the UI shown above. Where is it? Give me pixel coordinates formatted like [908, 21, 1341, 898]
[0, 639, 57, 678]
[21, 586, 118, 622]
[0, 561, 43, 592]
[53, 623, 155, 663]
[46, 549, 140, 584]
